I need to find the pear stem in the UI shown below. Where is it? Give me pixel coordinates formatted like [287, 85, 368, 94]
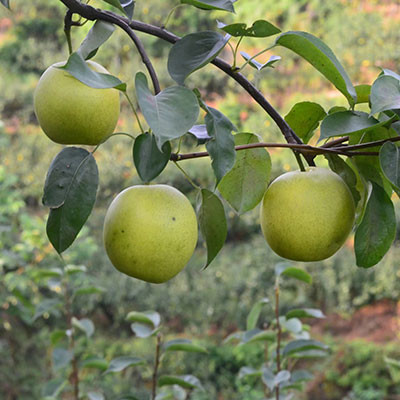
[294, 151, 306, 172]
[124, 92, 145, 134]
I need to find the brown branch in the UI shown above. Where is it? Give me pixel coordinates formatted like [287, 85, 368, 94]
[321, 136, 349, 148]
[336, 135, 400, 151]
[170, 141, 379, 162]
[275, 282, 281, 400]
[151, 334, 162, 400]
[57, 0, 314, 163]
[59, 0, 160, 93]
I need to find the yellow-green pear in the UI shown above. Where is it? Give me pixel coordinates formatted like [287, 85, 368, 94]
[260, 167, 355, 262]
[103, 185, 198, 283]
[34, 60, 120, 145]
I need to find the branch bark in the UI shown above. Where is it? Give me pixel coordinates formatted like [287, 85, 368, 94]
[58, 0, 314, 162]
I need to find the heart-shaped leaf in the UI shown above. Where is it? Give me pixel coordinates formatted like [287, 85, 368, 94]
[355, 182, 396, 268]
[77, 21, 115, 60]
[275, 31, 356, 106]
[198, 189, 227, 268]
[44, 147, 99, 253]
[218, 19, 280, 37]
[218, 133, 270, 214]
[240, 52, 281, 71]
[180, 0, 235, 12]
[205, 107, 236, 184]
[285, 101, 326, 143]
[60, 52, 126, 91]
[135, 73, 199, 148]
[133, 133, 171, 182]
[168, 31, 230, 85]
[370, 75, 400, 115]
[319, 111, 391, 141]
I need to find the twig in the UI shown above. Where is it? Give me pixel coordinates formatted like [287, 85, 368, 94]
[60, 0, 160, 94]
[275, 280, 281, 400]
[151, 334, 162, 400]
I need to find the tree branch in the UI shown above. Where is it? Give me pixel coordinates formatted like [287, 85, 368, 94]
[59, 0, 160, 94]
[58, 0, 314, 162]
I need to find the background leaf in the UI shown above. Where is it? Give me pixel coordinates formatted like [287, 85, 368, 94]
[133, 133, 171, 182]
[246, 297, 269, 330]
[104, 356, 144, 374]
[282, 339, 329, 357]
[355, 182, 396, 268]
[101, 0, 135, 18]
[158, 375, 203, 390]
[198, 189, 227, 268]
[275, 264, 312, 284]
[168, 31, 230, 85]
[72, 317, 95, 338]
[126, 310, 161, 327]
[205, 107, 236, 184]
[285, 101, 326, 143]
[275, 31, 356, 106]
[180, 0, 235, 13]
[163, 339, 208, 354]
[218, 20, 280, 37]
[44, 148, 99, 253]
[135, 73, 199, 148]
[52, 348, 73, 371]
[286, 308, 325, 320]
[218, 133, 271, 214]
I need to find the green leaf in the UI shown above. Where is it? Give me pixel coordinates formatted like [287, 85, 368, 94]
[354, 182, 396, 268]
[50, 330, 67, 346]
[126, 311, 161, 327]
[280, 317, 303, 334]
[131, 323, 159, 338]
[33, 268, 63, 280]
[60, 52, 126, 91]
[289, 349, 328, 359]
[74, 286, 105, 297]
[238, 366, 261, 380]
[325, 154, 361, 206]
[285, 102, 326, 143]
[88, 392, 105, 400]
[0, 0, 10, 9]
[244, 330, 275, 344]
[380, 141, 400, 193]
[101, 0, 135, 18]
[180, 0, 235, 13]
[205, 107, 237, 183]
[275, 31, 356, 106]
[133, 133, 171, 182]
[282, 339, 329, 357]
[275, 264, 312, 284]
[240, 52, 281, 71]
[65, 264, 87, 275]
[188, 124, 211, 143]
[262, 366, 275, 391]
[104, 356, 144, 374]
[135, 73, 199, 148]
[163, 339, 208, 354]
[81, 357, 108, 371]
[72, 317, 95, 338]
[275, 370, 291, 387]
[286, 308, 325, 320]
[52, 347, 73, 370]
[218, 19, 280, 37]
[42, 379, 67, 398]
[158, 375, 203, 390]
[168, 31, 230, 85]
[44, 148, 99, 253]
[77, 21, 115, 60]
[385, 357, 400, 370]
[33, 299, 61, 321]
[218, 133, 271, 214]
[198, 189, 227, 268]
[370, 75, 400, 115]
[246, 297, 269, 330]
[355, 84, 371, 104]
[319, 111, 391, 141]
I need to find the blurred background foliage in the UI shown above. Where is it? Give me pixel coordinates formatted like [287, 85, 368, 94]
[2, 0, 400, 399]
